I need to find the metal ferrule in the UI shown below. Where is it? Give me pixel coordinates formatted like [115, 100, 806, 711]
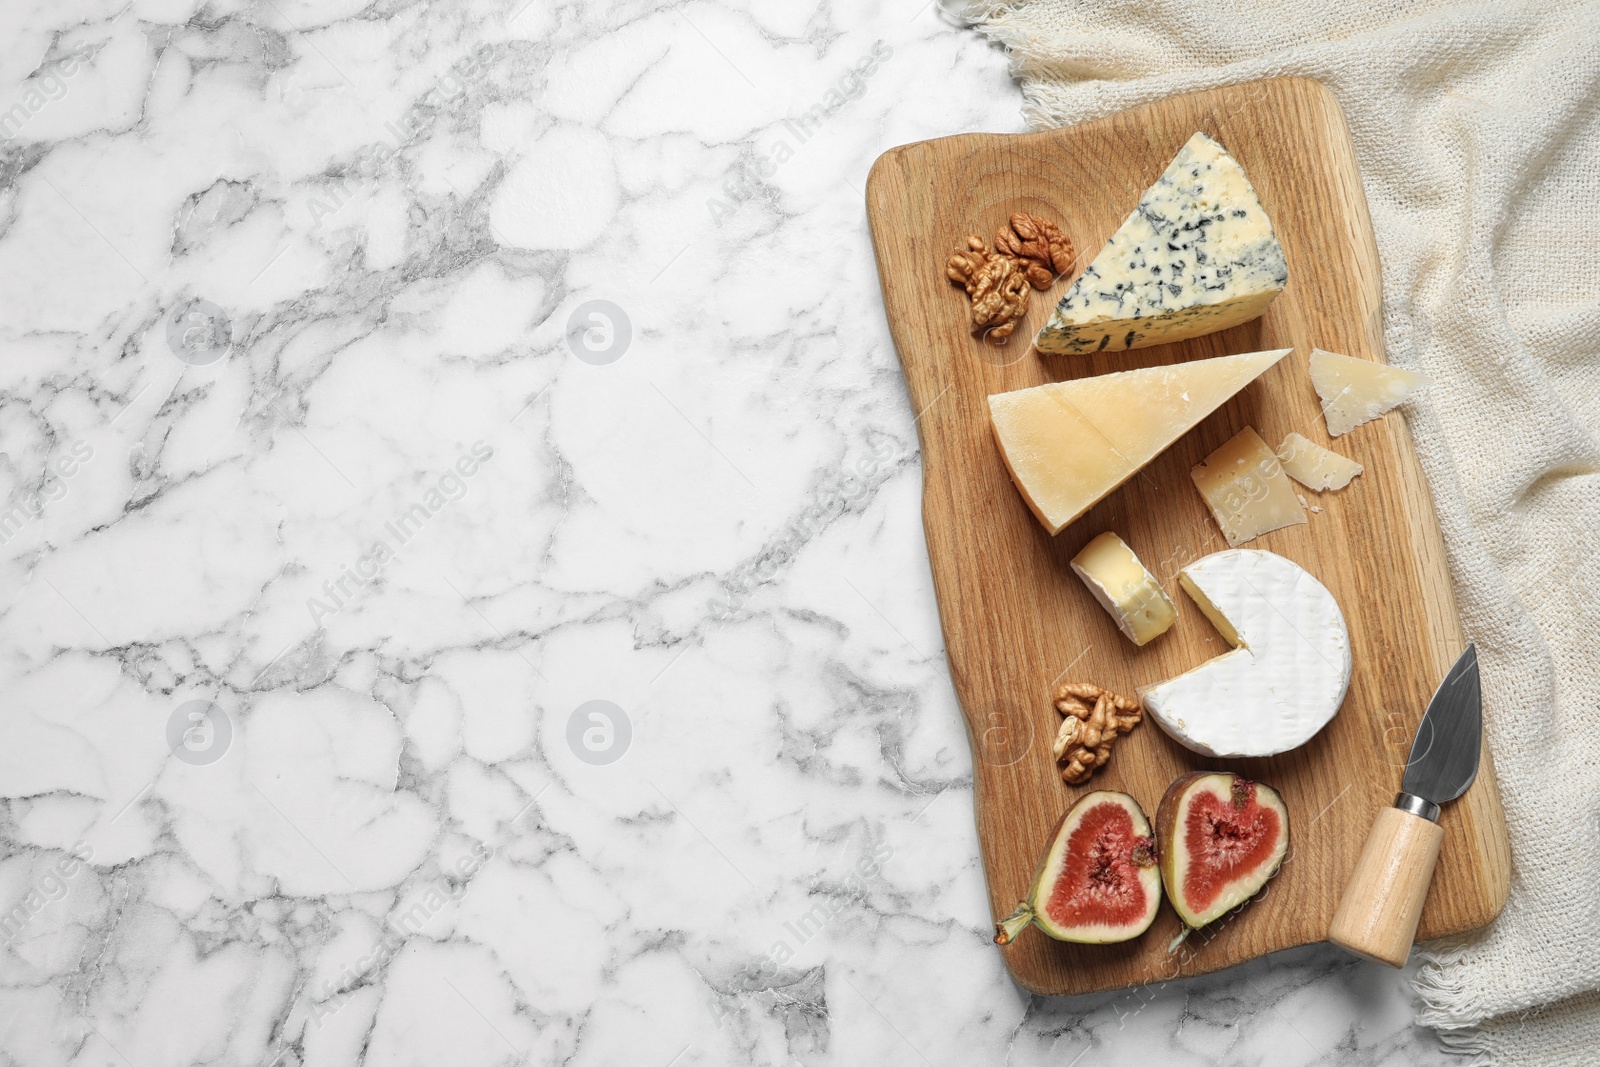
[1395, 792, 1441, 822]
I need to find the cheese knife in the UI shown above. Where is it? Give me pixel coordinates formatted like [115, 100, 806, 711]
[1329, 644, 1482, 967]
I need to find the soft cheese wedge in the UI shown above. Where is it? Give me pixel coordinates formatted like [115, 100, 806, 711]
[1308, 348, 1427, 436]
[988, 348, 1291, 534]
[1071, 532, 1177, 646]
[1139, 550, 1351, 758]
[1035, 132, 1288, 355]
[1277, 432, 1363, 491]
[1190, 427, 1307, 547]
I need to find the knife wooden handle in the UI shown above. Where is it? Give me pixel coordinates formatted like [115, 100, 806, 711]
[1328, 806, 1444, 967]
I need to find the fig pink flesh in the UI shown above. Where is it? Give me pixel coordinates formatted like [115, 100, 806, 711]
[1181, 782, 1282, 914]
[1045, 801, 1152, 929]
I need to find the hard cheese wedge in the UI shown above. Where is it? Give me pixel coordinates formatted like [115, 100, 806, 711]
[1139, 549, 1351, 758]
[989, 348, 1291, 535]
[1308, 348, 1427, 436]
[1190, 427, 1307, 546]
[1035, 132, 1288, 355]
[1277, 432, 1363, 491]
[1071, 532, 1177, 646]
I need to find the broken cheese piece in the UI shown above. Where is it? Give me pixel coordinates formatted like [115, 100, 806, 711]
[1071, 532, 1177, 647]
[1308, 348, 1427, 436]
[1277, 432, 1363, 491]
[987, 349, 1291, 534]
[1190, 427, 1306, 547]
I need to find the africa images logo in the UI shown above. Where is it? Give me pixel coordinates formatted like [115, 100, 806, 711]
[0, 42, 93, 142]
[165, 298, 232, 366]
[566, 700, 631, 765]
[306, 441, 494, 626]
[706, 40, 893, 225]
[565, 300, 631, 365]
[166, 700, 232, 766]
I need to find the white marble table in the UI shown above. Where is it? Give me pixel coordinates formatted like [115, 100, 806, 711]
[0, 2, 1455, 1063]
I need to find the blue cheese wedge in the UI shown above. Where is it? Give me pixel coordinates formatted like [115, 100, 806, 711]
[1035, 132, 1288, 355]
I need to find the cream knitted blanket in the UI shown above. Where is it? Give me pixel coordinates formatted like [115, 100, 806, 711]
[957, 1, 1600, 1063]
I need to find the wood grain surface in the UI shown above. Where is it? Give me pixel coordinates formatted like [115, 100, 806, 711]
[864, 78, 1510, 995]
[1329, 806, 1447, 968]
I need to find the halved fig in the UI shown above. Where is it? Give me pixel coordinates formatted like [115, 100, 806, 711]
[994, 791, 1161, 945]
[1156, 771, 1289, 929]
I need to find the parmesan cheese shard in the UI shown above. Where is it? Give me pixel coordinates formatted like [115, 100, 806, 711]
[988, 348, 1291, 535]
[1190, 427, 1307, 547]
[1276, 432, 1363, 491]
[1308, 348, 1427, 436]
[1070, 532, 1177, 646]
[1034, 132, 1288, 355]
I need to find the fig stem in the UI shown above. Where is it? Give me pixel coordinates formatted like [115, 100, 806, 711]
[1167, 927, 1193, 954]
[994, 902, 1034, 945]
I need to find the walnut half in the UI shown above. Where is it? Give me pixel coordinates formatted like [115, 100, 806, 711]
[1051, 682, 1142, 784]
[995, 213, 1075, 291]
[946, 235, 1029, 339]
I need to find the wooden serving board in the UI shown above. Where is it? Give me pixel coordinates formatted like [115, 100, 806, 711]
[865, 78, 1510, 995]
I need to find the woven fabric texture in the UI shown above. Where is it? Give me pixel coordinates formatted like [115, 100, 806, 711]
[958, 1, 1600, 1062]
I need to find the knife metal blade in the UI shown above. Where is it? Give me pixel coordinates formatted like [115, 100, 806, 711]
[1398, 644, 1481, 819]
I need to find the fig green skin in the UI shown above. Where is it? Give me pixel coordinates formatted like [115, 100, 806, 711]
[995, 790, 1161, 946]
[1155, 771, 1290, 929]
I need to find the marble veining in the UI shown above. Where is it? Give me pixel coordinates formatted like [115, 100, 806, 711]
[0, 1, 1453, 1064]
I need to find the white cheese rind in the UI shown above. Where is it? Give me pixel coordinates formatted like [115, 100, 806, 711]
[1308, 348, 1427, 437]
[1070, 532, 1177, 646]
[1137, 549, 1351, 758]
[1035, 132, 1288, 355]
